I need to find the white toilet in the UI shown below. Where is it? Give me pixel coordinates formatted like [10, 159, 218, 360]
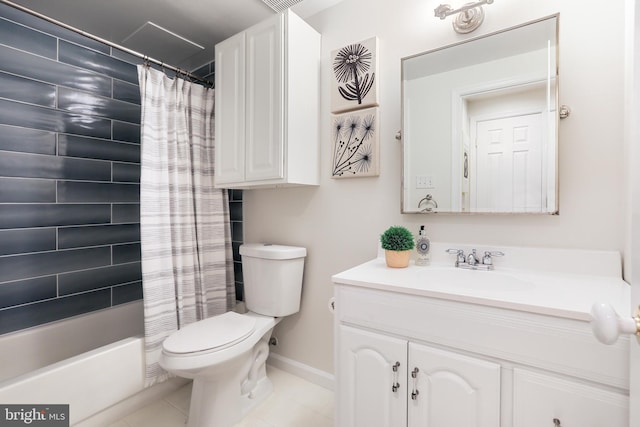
[159, 243, 306, 427]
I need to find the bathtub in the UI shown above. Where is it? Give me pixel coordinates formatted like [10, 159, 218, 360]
[0, 301, 188, 426]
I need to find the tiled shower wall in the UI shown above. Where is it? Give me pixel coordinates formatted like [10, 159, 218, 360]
[0, 4, 243, 336]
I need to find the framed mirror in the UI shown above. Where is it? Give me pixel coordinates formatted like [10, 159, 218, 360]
[401, 15, 559, 214]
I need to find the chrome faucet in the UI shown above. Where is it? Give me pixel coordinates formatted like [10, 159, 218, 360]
[446, 248, 504, 270]
[466, 249, 478, 266]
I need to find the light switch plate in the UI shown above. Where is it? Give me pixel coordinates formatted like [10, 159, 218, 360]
[416, 175, 434, 189]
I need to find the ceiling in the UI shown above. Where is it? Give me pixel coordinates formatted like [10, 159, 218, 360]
[8, 0, 339, 71]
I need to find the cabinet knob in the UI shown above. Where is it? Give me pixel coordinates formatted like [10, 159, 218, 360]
[590, 303, 640, 344]
[553, 418, 561, 426]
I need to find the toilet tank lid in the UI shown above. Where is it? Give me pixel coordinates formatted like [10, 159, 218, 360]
[240, 243, 306, 260]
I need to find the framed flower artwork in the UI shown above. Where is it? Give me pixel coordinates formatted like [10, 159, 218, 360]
[331, 37, 379, 113]
[331, 107, 379, 178]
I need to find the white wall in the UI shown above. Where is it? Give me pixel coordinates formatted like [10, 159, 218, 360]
[245, 0, 627, 375]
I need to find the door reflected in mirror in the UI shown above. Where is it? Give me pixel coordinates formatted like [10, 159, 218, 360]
[402, 15, 558, 214]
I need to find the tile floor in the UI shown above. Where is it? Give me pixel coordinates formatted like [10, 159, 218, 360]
[108, 366, 334, 427]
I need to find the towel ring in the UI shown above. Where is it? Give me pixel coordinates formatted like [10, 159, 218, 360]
[418, 194, 438, 212]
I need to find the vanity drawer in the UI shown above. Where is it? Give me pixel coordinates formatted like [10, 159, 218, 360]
[335, 285, 629, 389]
[512, 369, 628, 427]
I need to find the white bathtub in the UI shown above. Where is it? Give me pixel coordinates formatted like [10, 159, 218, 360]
[0, 301, 188, 426]
[0, 301, 334, 426]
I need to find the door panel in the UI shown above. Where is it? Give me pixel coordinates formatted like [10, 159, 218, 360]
[630, 2, 640, 425]
[473, 113, 543, 212]
[408, 343, 500, 427]
[245, 13, 283, 182]
[337, 325, 408, 427]
[214, 32, 245, 184]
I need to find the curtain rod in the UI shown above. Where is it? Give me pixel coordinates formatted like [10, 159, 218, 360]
[0, 0, 214, 87]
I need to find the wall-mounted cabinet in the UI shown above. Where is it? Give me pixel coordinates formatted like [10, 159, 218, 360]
[214, 10, 320, 189]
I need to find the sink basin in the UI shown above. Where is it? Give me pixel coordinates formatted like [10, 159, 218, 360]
[412, 266, 533, 292]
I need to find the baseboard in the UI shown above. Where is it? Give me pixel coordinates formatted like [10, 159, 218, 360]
[267, 353, 334, 391]
[73, 377, 190, 426]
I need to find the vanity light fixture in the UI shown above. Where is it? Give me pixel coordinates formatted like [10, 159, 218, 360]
[434, 0, 494, 34]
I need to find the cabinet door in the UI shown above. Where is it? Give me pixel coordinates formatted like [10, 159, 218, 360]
[337, 325, 408, 427]
[408, 343, 501, 427]
[513, 369, 628, 427]
[214, 31, 245, 185]
[244, 13, 284, 182]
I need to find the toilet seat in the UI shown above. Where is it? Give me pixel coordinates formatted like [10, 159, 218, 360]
[163, 312, 256, 355]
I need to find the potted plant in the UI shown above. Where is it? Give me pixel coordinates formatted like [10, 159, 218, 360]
[380, 226, 415, 268]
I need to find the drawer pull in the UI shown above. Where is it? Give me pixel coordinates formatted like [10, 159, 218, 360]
[411, 367, 419, 400]
[391, 361, 400, 393]
[553, 419, 561, 426]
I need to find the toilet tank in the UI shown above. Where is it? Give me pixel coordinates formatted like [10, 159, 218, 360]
[239, 243, 306, 317]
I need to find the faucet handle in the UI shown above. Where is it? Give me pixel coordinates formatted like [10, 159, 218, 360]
[482, 251, 504, 265]
[446, 248, 465, 263]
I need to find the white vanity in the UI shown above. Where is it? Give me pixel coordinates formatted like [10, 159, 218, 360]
[332, 244, 630, 427]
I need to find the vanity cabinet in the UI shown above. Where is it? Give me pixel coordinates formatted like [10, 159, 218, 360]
[333, 257, 630, 427]
[214, 10, 320, 189]
[338, 324, 500, 427]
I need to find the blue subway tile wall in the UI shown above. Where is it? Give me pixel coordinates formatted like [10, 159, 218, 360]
[0, 4, 242, 335]
[192, 62, 215, 82]
[0, 125, 57, 155]
[230, 189, 244, 301]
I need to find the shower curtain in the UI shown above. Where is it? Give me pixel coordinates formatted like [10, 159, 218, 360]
[137, 65, 235, 386]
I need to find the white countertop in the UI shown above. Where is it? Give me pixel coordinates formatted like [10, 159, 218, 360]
[332, 252, 631, 322]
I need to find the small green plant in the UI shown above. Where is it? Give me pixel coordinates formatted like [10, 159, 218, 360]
[380, 226, 415, 251]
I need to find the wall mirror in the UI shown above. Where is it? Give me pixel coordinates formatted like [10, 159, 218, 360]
[401, 15, 559, 214]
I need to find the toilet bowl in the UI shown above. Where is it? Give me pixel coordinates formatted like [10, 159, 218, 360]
[160, 311, 279, 427]
[159, 243, 306, 427]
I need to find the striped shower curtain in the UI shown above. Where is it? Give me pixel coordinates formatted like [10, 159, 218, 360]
[137, 65, 235, 386]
